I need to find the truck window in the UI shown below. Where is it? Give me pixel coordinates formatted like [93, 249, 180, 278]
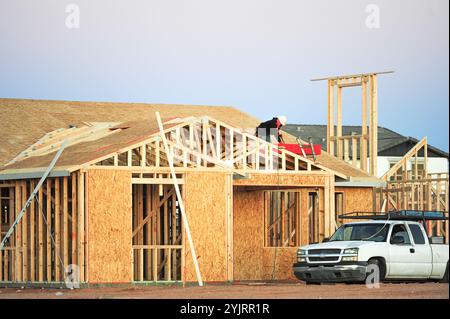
[408, 224, 426, 244]
[329, 223, 389, 242]
[390, 224, 411, 245]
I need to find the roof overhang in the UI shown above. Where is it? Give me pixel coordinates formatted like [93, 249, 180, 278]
[0, 167, 74, 181]
[335, 178, 386, 188]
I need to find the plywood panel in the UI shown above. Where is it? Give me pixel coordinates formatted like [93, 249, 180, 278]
[233, 189, 264, 280]
[233, 187, 316, 281]
[87, 169, 132, 283]
[336, 187, 373, 224]
[336, 187, 373, 213]
[183, 172, 229, 282]
[262, 247, 297, 281]
[233, 173, 326, 187]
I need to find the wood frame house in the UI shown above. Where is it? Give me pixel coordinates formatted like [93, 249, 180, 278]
[0, 98, 382, 286]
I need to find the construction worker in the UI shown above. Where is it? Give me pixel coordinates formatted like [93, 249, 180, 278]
[255, 116, 287, 143]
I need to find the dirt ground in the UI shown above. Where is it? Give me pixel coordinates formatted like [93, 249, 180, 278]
[0, 281, 448, 299]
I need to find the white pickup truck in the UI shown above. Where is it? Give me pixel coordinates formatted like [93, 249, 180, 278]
[293, 220, 449, 283]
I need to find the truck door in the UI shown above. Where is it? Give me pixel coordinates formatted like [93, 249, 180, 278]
[407, 223, 432, 277]
[388, 223, 417, 278]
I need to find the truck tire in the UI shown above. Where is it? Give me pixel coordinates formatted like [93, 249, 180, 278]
[441, 262, 449, 283]
[366, 258, 386, 283]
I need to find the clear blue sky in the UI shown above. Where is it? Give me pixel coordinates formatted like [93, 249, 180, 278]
[1, 0, 448, 151]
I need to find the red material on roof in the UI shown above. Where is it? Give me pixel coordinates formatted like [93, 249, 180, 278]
[278, 143, 322, 156]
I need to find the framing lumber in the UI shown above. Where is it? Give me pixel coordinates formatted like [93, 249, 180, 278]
[156, 112, 203, 286]
[316, 72, 392, 175]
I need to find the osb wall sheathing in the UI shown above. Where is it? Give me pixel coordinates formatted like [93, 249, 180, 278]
[233, 189, 264, 280]
[233, 188, 318, 281]
[262, 248, 298, 280]
[184, 172, 229, 282]
[336, 187, 373, 224]
[336, 187, 373, 213]
[87, 169, 132, 283]
[233, 173, 326, 187]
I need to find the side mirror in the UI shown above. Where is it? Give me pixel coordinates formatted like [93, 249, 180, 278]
[322, 238, 330, 243]
[391, 235, 405, 245]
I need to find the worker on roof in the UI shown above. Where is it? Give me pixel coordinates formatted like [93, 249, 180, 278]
[255, 116, 287, 144]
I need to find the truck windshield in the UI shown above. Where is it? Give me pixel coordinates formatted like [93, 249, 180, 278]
[329, 223, 389, 242]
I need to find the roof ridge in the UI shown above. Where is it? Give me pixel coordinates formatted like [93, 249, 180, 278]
[0, 97, 238, 110]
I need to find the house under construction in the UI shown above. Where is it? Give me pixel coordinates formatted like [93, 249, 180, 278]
[0, 76, 447, 286]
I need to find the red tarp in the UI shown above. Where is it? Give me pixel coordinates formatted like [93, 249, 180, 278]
[278, 143, 322, 156]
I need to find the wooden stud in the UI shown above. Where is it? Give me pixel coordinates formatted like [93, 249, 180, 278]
[77, 172, 85, 282]
[29, 180, 35, 281]
[21, 181, 28, 282]
[14, 182, 22, 282]
[328, 80, 335, 156]
[344, 138, 350, 162]
[63, 176, 69, 275]
[46, 179, 52, 282]
[370, 75, 378, 175]
[71, 173, 77, 270]
[38, 182, 44, 282]
[55, 178, 61, 281]
[361, 78, 368, 172]
[352, 137, 357, 166]
[336, 86, 343, 159]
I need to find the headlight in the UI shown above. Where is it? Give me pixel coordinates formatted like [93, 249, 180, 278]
[343, 248, 359, 255]
[297, 249, 307, 256]
[342, 248, 358, 262]
[297, 249, 307, 262]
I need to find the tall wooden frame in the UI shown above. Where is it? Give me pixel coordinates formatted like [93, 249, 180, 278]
[313, 71, 393, 175]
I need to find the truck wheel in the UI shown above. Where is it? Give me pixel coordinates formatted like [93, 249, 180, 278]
[440, 262, 449, 283]
[366, 259, 386, 283]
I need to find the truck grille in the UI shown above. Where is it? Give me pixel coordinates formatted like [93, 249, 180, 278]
[307, 249, 341, 263]
[308, 249, 341, 255]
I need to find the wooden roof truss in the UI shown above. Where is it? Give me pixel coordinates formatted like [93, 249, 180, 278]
[90, 116, 344, 177]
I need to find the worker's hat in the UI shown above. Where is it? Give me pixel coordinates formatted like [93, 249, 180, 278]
[277, 116, 287, 126]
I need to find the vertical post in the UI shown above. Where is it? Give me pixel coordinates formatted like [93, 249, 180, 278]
[216, 124, 221, 161]
[202, 119, 207, 167]
[424, 139, 428, 178]
[77, 172, 85, 282]
[351, 136, 357, 166]
[55, 178, 61, 281]
[21, 182, 28, 282]
[370, 75, 378, 176]
[361, 78, 368, 172]
[127, 150, 132, 167]
[445, 178, 449, 244]
[344, 138, 350, 162]
[71, 173, 77, 269]
[38, 184, 44, 282]
[30, 181, 35, 281]
[63, 176, 69, 274]
[15, 182, 21, 282]
[141, 145, 146, 167]
[46, 179, 52, 282]
[336, 84, 343, 159]
[242, 135, 247, 170]
[329, 175, 336, 234]
[324, 176, 330, 238]
[327, 80, 335, 156]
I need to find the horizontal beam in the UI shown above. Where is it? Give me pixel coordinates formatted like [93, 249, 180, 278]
[311, 71, 394, 82]
[131, 177, 184, 185]
[337, 82, 362, 88]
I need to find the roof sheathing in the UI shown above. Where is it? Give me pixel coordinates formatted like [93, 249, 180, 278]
[0, 98, 376, 180]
